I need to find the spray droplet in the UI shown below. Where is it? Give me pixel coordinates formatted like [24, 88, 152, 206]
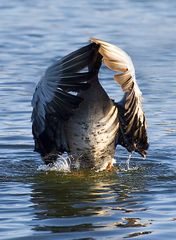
[126, 153, 132, 170]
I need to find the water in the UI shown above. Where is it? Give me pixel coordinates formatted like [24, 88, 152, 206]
[0, 0, 176, 239]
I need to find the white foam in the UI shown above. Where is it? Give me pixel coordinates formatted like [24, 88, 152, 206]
[37, 155, 119, 173]
[37, 155, 72, 172]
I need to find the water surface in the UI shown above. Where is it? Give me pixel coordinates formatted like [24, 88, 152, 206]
[0, 0, 176, 239]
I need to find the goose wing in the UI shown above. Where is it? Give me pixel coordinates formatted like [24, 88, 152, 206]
[31, 43, 101, 160]
[91, 38, 148, 157]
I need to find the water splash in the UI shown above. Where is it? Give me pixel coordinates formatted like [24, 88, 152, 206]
[37, 154, 73, 172]
[126, 153, 132, 170]
[118, 153, 140, 172]
[37, 155, 117, 173]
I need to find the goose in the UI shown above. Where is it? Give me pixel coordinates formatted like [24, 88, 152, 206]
[31, 38, 149, 171]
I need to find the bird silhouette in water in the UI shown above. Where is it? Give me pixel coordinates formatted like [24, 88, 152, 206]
[31, 38, 149, 171]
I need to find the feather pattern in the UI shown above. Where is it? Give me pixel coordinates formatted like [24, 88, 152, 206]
[31, 38, 148, 167]
[91, 38, 148, 157]
[31, 43, 101, 157]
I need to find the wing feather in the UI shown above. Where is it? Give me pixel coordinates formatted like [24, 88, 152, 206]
[91, 38, 148, 157]
[31, 43, 101, 158]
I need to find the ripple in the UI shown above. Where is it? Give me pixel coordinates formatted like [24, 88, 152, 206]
[0, 0, 176, 239]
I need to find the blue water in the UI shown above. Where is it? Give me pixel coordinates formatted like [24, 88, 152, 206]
[0, 0, 176, 239]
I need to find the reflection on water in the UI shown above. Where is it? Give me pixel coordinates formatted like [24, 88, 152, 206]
[31, 170, 150, 238]
[0, 0, 176, 239]
[28, 158, 175, 239]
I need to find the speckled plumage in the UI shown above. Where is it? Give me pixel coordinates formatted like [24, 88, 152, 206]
[66, 79, 119, 170]
[31, 38, 148, 170]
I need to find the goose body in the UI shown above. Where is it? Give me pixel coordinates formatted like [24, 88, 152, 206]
[65, 79, 118, 170]
[32, 38, 148, 170]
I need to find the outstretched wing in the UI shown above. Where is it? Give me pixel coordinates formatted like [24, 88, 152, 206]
[31, 43, 102, 160]
[91, 38, 149, 157]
